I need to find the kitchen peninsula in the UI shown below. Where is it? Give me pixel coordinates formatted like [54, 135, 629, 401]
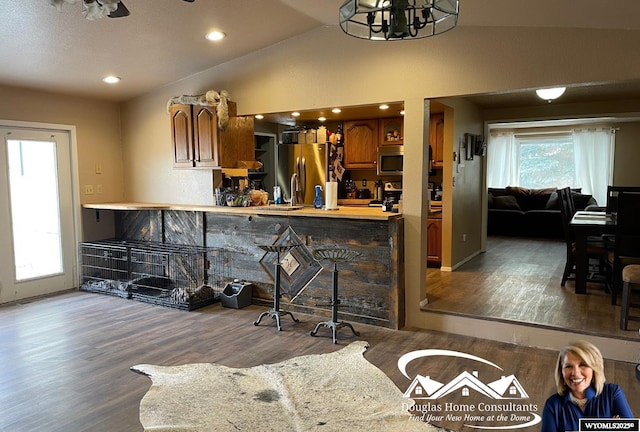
[82, 202, 405, 329]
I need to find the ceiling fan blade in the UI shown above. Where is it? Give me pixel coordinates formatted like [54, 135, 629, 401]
[108, 1, 130, 18]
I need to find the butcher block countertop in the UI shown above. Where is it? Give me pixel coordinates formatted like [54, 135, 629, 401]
[83, 202, 402, 221]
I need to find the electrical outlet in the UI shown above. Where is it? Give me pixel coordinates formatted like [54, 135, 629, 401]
[462, 233, 467, 242]
[361, 179, 367, 187]
[84, 184, 94, 195]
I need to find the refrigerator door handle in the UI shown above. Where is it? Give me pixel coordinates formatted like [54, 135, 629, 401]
[299, 156, 307, 202]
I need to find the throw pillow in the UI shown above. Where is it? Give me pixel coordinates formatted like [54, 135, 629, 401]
[572, 192, 596, 210]
[493, 195, 521, 210]
[531, 187, 557, 196]
[530, 187, 557, 208]
[546, 192, 559, 209]
[505, 186, 530, 196]
[488, 188, 507, 197]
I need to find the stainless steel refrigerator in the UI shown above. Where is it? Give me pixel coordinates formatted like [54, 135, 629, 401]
[276, 142, 328, 206]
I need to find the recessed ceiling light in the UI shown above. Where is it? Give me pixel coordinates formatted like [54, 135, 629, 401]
[205, 31, 226, 42]
[332, 108, 342, 114]
[292, 112, 300, 117]
[102, 75, 121, 84]
[379, 104, 389, 110]
[318, 117, 326, 122]
[254, 114, 264, 120]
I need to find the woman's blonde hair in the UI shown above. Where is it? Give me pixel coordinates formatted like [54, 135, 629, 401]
[554, 340, 606, 396]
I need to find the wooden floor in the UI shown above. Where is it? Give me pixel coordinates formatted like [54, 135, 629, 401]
[426, 236, 640, 340]
[0, 290, 638, 432]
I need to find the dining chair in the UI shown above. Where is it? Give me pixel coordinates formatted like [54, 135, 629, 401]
[604, 186, 640, 300]
[606, 185, 640, 214]
[610, 191, 640, 327]
[558, 187, 609, 288]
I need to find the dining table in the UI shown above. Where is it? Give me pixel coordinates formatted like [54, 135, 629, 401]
[569, 210, 616, 294]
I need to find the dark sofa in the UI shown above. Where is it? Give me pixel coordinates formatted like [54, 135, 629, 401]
[487, 186, 597, 238]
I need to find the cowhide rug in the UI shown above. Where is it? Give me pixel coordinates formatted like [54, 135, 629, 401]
[131, 341, 443, 432]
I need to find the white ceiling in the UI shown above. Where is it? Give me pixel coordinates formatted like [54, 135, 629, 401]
[2, 0, 640, 104]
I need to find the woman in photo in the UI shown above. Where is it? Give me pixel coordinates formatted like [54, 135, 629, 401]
[541, 340, 633, 432]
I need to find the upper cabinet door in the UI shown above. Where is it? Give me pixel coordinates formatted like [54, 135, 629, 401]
[379, 117, 403, 145]
[430, 113, 445, 167]
[193, 105, 220, 168]
[170, 104, 194, 168]
[344, 119, 378, 169]
[169, 101, 254, 169]
[218, 115, 255, 168]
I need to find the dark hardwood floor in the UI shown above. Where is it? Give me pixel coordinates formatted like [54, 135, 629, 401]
[425, 236, 640, 340]
[0, 290, 638, 431]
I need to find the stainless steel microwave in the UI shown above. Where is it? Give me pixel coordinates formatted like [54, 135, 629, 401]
[377, 145, 404, 175]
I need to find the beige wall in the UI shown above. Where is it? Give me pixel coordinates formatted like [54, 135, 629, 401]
[120, 24, 640, 329]
[614, 122, 640, 185]
[4, 23, 640, 321]
[0, 84, 123, 241]
[0, 84, 124, 205]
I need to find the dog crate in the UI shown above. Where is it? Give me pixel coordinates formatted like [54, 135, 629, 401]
[79, 240, 228, 310]
[79, 240, 132, 298]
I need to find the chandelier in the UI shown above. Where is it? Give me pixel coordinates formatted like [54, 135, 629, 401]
[339, 0, 459, 40]
[48, 0, 129, 20]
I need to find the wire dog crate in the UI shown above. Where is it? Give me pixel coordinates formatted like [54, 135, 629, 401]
[79, 240, 132, 298]
[79, 240, 227, 310]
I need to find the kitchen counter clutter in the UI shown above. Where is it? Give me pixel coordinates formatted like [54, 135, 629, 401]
[83, 202, 402, 221]
[81, 201, 405, 329]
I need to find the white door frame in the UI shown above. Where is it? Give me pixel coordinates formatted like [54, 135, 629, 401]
[0, 119, 81, 303]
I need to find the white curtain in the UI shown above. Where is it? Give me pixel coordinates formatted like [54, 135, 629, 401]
[486, 131, 517, 188]
[572, 128, 615, 205]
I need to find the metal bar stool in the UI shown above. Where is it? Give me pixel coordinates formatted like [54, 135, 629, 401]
[310, 248, 360, 343]
[254, 244, 300, 331]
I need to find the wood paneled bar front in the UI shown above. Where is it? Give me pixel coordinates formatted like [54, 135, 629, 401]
[82, 203, 405, 329]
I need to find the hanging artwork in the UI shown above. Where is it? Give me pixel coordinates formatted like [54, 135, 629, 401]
[258, 226, 322, 301]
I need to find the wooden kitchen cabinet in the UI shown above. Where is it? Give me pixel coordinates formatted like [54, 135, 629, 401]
[426, 218, 442, 267]
[344, 119, 378, 169]
[170, 101, 254, 169]
[379, 117, 403, 145]
[429, 113, 445, 167]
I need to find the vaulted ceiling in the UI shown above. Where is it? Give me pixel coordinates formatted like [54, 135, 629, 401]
[2, 1, 640, 104]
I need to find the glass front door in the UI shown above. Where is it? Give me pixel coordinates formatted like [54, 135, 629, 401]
[0, 126, 76, 302]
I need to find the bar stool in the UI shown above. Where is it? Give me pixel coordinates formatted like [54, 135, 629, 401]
[620, 264, 640, 330]
[310, 248, 360, 344]
[254, 244, 300, 331]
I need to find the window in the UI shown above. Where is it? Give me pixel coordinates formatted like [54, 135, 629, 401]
[517, 134, 574, 188]
[487, 127, 614, 205]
